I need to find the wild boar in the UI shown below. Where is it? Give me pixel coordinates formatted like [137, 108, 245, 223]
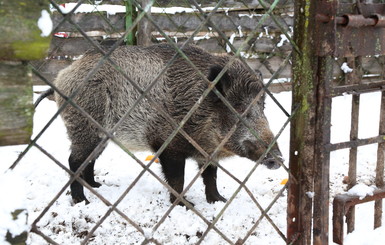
[38, 43, 283, 206]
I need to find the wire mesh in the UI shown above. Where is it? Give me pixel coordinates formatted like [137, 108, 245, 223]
[6, 0, 296, 244]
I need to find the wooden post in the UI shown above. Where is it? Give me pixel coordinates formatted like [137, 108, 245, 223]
[0, 0, 51, 146]
[375, 91, 385, 228]
[287, 0, 318, 243]
[1, 1, 51, 242]
[0, 63, 33, 146]
[137, 0, 153, 46]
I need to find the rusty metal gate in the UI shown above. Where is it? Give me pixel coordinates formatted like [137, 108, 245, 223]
[287, 0, 385, 244]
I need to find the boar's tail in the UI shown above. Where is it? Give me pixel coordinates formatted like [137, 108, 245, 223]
[34, 88, 54, 108]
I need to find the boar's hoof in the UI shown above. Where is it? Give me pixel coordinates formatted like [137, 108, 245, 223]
[171, 196, 195, 208]
[88, 181, 102, 188]
[73, 196, 90, 205]
[207, 193, 227, 204]
[179, 198, 195, 208]
[180, 199, 195, 208]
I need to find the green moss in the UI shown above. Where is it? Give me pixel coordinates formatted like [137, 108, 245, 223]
[0, 63, 33, 145]
[20, 82, 34, 137]
[375, 38, 382, 54]
[0, 88, 33, 144]
[12, 40, 50, 60]
[0, 0, 51, 60]
[291, 0, 318, 145]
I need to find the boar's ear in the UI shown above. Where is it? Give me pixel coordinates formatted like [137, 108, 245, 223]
[207, 65, 231, 101]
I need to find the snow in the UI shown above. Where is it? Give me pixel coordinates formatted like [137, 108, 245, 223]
[37, 10, 53, 37]
[277, 34, 288, 47]
[226, 33, 236, 53]
[329, 92, 385, 244]
[238, 13, 263, 18]
[345, 222, 385, 245]
[237, 26, 244, 38]
[0, 86, 384, 244]
[0, 170, 28, 244]
[53, 3, 126, 15]
[341, 62, 353, 73]
[52, 3, 230, 15]
[193, 33, 210, 41]
[264, 26, 269, 36]
[347, 184, 376, 200]
[306, 192, 315, 199]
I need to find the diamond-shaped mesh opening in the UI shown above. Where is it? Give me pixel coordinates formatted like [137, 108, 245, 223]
[3, 0, 297, 244]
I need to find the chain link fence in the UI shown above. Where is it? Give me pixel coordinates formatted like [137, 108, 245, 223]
[2, 0, 385, 244]
[1, 0, 296, 244]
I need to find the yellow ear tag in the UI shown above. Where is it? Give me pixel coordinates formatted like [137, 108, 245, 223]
[280, 179, 288, 185]
[145, 155, 159, 163]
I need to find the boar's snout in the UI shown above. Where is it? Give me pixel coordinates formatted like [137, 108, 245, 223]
[243, 140, 283, 169]
[261, 149, 284, 170]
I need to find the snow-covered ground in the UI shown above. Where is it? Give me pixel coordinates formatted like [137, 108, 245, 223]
[1, 87, 384, 244]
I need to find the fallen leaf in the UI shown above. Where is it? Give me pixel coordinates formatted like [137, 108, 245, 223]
[145, 155, 159, 163]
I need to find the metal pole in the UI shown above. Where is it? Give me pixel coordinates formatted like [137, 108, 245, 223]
[125, 0, 136, 45]
[312, 56, 333, 245]
[375, 91, 385, 228]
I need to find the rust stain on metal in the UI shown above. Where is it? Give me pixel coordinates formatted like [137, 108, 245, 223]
[332, 80, 385, 96]
[292, 0, 385, 244]
[315, 2, 385, 57]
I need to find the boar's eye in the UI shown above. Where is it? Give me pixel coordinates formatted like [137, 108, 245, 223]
[245, 111, 252, 119]
[233, 103, 245, 114]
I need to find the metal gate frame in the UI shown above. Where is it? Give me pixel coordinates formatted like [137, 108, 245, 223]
[288, 0, 385, 244]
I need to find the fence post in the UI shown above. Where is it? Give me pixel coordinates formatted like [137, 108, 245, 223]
[137, 0, 153, 46]
[125, 0, 136, 45]
[0, 0, 51, 243]
[0, 0, 52, 146]
[287, 0, 318, 243]
[375, 91, 385, 228]
[0, 63, 33, 146]
[312, 56, 333, 245]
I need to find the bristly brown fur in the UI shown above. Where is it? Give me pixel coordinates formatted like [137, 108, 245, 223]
[50, 43, 283, 205]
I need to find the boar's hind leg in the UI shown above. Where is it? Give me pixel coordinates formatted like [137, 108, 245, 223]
[69, 140, 105, 204]
[158, 152, 193, 206]
[198, 161, 227, 203]
[83, 160, 102, 188]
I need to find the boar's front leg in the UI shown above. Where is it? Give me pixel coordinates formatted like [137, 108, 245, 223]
[198, 160, 227, 203]
[158, 152, 193, 206]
